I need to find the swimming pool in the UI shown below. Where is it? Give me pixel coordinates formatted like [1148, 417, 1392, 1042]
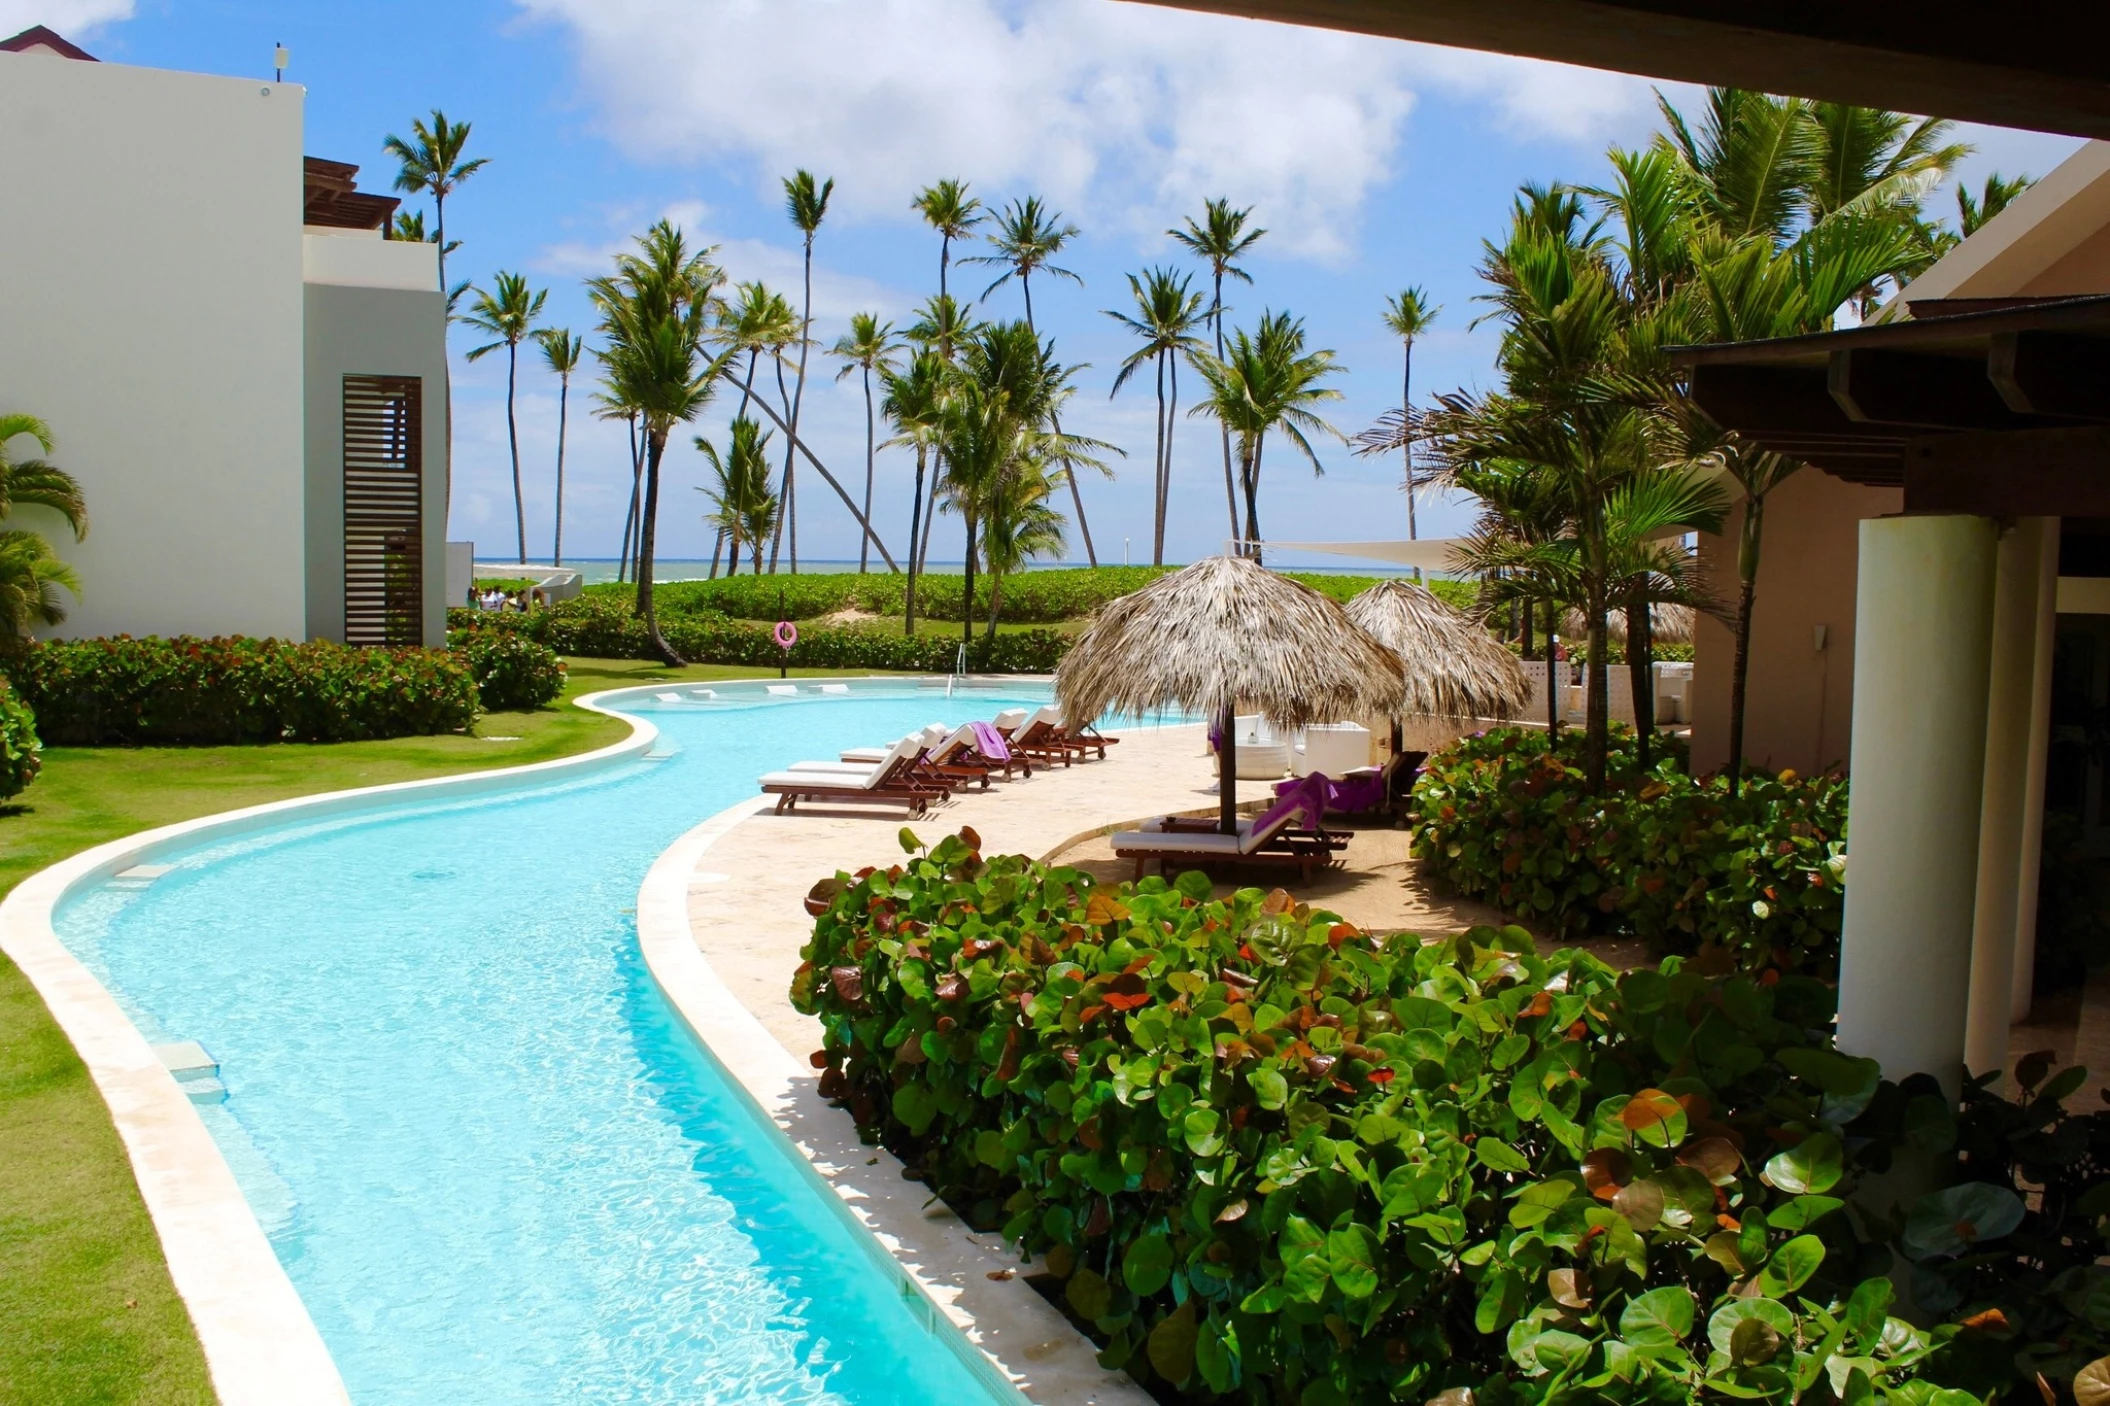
[55, 681, 1072, 1405]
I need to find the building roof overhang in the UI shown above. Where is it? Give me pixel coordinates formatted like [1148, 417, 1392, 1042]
[1672, 295, 2110, 516]
[303, 157, 400, 233]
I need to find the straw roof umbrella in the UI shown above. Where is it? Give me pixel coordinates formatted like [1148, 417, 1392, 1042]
[1057, 555, 1408, 833]
[1345, 581, 1531, 733]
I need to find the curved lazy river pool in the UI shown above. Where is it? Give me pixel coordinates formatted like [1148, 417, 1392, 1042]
[54, 680, 1099, 1404]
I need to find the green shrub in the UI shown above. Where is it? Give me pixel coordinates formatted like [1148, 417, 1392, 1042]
[1, 636, 479, 745]
[793, 831, 2013, 1403]
[0, 673, 40, 799]
[1410, 727, 1846, 968]
[450, 630, 565, 710]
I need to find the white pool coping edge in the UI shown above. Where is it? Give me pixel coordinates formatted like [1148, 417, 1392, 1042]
[0, 687, 663, 1406]
[639, 818, 1157, 1406]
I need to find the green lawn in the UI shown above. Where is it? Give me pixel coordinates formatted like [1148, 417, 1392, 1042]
[0, 657, 867, 1405]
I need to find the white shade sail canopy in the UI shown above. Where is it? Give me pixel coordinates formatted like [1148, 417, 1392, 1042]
[1262, 538, 1469, 572]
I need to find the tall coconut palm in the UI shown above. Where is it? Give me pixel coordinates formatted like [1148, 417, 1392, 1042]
[773, 170, 834, 576]
[697, 417, 777, 578]
[1804, 102, 1969, 223]
[1104, 268, 1206, 565]
[902, 294, 978, 578]
[381, 110, 484, 296]
[963, 196, 1098, 565]
[535, 328, 583, 567]
[831, 313, 902, 573]
[589, 220, 728, 663]
[912, 178, 984, 300]
[1362, 287, 1441, 547]
[881, 350, 949, 635]
[462, 271, 547, 563]
[1171, 198, 1266, 540]
[1188, 311, 1344, 562]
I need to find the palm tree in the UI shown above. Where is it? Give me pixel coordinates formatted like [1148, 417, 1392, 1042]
[902, 293, 979, 579]
[1171, 198, 1266, 540]
[772, 170, 834, 577]
[536, 328, 583, 566]
[589, 220, 729, 663]
[1600, 468, 1727, 768]
[912, 178, 984, 299]
[1188, 311, 1344, 562]
[1958, 171, 2035, 236]
[831, 313, 901, 573]
[462, 271, 548, 563]
[0, 414, 86, 638]
[381, 110, 485, 296]
[1359, 287, 1441, 548]
[979, 463, 1066, 638]
[0, 413, 88, 538]
[963, 196, 1098, 565]
[1104, 268, 1206, 564]
[1803, 102, 1969, 223]
[697, 417, 777, 577]
[880, 351, 949, 635]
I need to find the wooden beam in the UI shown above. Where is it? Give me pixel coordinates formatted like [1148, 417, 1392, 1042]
[1988, 331, 2110, 421]
[1119, 1, 2110, 141]
[1902, 427, 2110, 516]
[1830, 348, 2047, 432]
[1689, 363, 1865, 436]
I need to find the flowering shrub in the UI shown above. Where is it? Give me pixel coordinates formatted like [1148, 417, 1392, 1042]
[792, 830, 2045, 1403]
[2, 636, 479, 744]
[0, 674, 39, 799]
[1410, 727, 1847, 968]
[450, 630, 565, 710]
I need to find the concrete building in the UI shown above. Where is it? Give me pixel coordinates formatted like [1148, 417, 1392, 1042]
[0, 26, 447, 647]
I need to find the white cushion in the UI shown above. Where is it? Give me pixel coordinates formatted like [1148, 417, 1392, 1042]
[1111, 831, 1243, 856]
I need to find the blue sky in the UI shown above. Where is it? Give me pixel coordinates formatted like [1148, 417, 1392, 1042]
[22, 0, 2086, 568]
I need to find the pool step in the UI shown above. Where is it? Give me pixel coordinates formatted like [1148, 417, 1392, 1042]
[153, 1040, 226, 1103]
[181, 1078, 227, 1105]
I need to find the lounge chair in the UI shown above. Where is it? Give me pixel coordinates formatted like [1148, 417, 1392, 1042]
[758, 736, 944, 815]
[1006, 706, 1113, 766]
[1110, 789, 1348, 881]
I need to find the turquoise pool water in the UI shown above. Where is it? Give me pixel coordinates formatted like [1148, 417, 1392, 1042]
[55, 681, 1077, 1405]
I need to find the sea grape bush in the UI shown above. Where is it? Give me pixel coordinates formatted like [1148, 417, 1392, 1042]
[1, 635, 479, 744]
[0, 674, 39, 798]
[792, 830, 2040, 1403]
[1411, 727, 1847, 967]
[449, 629, 565, 710]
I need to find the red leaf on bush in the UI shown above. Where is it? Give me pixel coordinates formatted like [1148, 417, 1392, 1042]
[1103, 973, 1151, 1012]
[1581, 1148, 1632, 1200]
[1079, 1004, 1108, 1024]
[995, 1027, 1022, 1082]
[1367, 1067, 1395, 1085]
[1522, 990, 1554, 1019]
[895, 1034, 927, 1065]
[1077, 1117, 1103, 1150]
[958, 825, 983, 852]
[1083, 1197, 1111, 1239]
[829, 966, 864, 1003]
[936, 973, 966, 1002]
[808, 1050, 828, 1070]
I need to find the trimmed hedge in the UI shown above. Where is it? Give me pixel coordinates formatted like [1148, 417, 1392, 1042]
[1409, 728, 1846, 967]
[0, 674, 39, 799]
[1, 636, 479, 745]
[450, 630, 565, 710]
[793, 831, 2015, 1403]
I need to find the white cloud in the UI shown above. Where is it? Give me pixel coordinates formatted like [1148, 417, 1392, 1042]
[516, 0, 1663, 260]
[0, 0, 131, 39]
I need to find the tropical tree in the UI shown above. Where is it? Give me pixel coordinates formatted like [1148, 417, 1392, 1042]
[0, 413, 87, 537]
[462, 271, 547, 562]
[978, 462, 1066, 638]
[905, 292, 977, 365]
[1450, 459, 1574, 733]
[1104, 268, 1206, 565]
[880, 350, 950, 635]
[1188, 311, 1344, 562]
[963, 196, 1099, 564]
[774, 170, 834, 575]
[389, 209, 461, 279]
[535, 328, 583, 566]
[0, 413, 86, 638]
[912, 178, 984, 300]
[831, 312, 901, 573]
[1958, 171, 2035, 237]
[1352, 287, 1442, 554]
[1171, 198, 1266, 539]
[1599, 468, 1728, 768]
[589, 220, 729, 663]
[697, 417, 777, 577]
[381, 110, 484, 300]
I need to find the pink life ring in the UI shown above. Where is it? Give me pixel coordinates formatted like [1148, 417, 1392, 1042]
[774, 620, 798, 649]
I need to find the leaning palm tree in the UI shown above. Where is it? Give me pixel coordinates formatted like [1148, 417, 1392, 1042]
[912, 178, 985, 299]
[0, 413, 88, 540]
[381, 109, 485, 295]
[535, 328, 583, 566]
[776, 170, 834, 575]
[1104, 268, 1206, 565]
[0, 530, 80, 637]
[696, 417, 776, 577]
[880, 350, 949, 635]
[1188, 311, 1344, 562]
[1171, 198, 1266, 539]
[462, 271, 548, 562]
[831, 313, 902, 573]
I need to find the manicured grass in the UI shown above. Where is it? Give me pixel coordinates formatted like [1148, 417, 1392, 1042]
[0, 656, 868, 1404]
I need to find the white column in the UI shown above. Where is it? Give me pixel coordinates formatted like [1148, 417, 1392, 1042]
[2012, 519, 2060, 1020]
[1837, 515, 1999, 1100]
[1965, 518, 2053, 1078]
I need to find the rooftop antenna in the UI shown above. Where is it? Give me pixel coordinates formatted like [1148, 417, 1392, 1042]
[273, 42, 288, 83]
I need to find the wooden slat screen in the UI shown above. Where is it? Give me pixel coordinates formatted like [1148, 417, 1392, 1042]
[342, 375, 423, 646]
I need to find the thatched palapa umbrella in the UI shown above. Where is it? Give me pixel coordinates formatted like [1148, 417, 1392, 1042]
[1056, 555, 1408, 834]
[1345, 580, 1530, 753]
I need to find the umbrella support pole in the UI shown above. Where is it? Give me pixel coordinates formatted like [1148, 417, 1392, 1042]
[1219, 704, 1239, 835]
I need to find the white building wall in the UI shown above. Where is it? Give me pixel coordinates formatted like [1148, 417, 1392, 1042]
[0, 54, 306, 640]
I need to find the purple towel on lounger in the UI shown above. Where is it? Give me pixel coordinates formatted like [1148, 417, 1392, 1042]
[969, 720, 1011, 761]
[1255, 776, 1325, 835]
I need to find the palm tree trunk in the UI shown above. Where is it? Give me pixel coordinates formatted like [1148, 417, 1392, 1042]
[551, 375, 569, 566]
[1213, 272, 1237, 543]
[940, 234, 950, 301]
[1242, 436, 1265, 564]
[1151, 350, 1168, 566]
[1584, 581, 1610, 792]
[905, 448, 927, 634]
[961, 515, 977, 656]
[1020, 272, 1097, 568]
[785, 240, 817, 575]
[859, 364, 876, 573]
[919, 489, 939, 599]
[987, 572, 1002, 642]
[635, 428, 682, 666]
[769, 358, 796, 573]
[506, 341, 525, 563]
[1545, 600, 1560, 739]
[1164, 354, 1180, 566]
[617, 415, 642, 583]
[1727, 493, 1766, 798]
[708, 528, 724, 581]
[1627, 593, 1653, 772]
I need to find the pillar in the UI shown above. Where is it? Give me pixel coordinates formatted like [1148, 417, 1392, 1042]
[1964, 518, 2054, 1078]
[2012, 518, 2060, 1020]
[1836, 515, 1998, 1101]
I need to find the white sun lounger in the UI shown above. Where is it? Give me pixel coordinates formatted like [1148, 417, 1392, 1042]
[1111, 803, 1346, 880]
[819, 683, 850, 695]
[656, 692, 682, 702]
[759, 736, 938, 814]
[767, 684, 799, 697]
